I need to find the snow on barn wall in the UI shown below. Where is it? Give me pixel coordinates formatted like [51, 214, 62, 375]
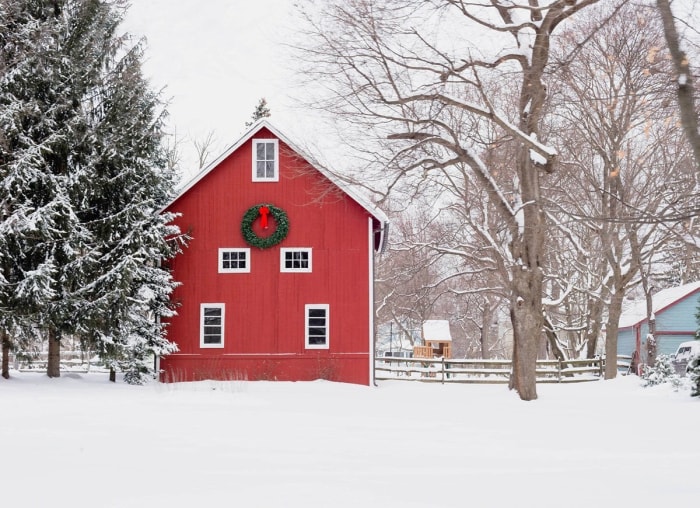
[617, 282, 700, 362]
[161, 120, 388, 385]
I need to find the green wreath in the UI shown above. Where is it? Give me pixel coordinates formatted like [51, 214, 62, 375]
[241, 203, 289, 249]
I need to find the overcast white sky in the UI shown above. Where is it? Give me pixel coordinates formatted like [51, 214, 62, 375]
[122, 0, 700, 183]
[123, 0, 306, 178]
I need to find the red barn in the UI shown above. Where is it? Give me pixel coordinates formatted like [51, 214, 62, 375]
[160, 120, 388, 385]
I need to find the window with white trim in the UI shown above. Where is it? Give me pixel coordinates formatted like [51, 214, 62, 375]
[200, 304, 224, 348]
[219, 248, 250, 273]
[305, 304, 329, 349]
[252, 139, 279, 181]
[280, 248, 312, 273]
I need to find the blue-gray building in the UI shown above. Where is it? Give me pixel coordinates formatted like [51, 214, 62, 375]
[617, 281, 700, 365]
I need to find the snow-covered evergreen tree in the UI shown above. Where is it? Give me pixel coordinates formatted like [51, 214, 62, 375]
[0, 0, 93, 377]
[641, 354, 680, 389]
[0, 0, 185, 383]
[688, 354, 700, 397]
[70, 10, 185, 383]
[689, 302, 700, 397]
[245, 97, 271, 127]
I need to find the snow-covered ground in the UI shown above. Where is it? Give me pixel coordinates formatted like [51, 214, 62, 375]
[1, 372, 697, 507]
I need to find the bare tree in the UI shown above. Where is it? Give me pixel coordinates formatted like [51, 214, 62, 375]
[163, 129, 183, 174]
[193, 130, 218, 170]
[375, 195, 510, 359]
[548, 4, 697, 376]
[656, 0, 700, 172]
[449, 280, 508, 358]
[298, 0, 603, 400]
[375, 207, 451, 344]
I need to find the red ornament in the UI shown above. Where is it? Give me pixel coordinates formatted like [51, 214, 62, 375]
[259, 205, 270, 229]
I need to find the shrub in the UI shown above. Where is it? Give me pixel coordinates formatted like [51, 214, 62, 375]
[641, 354, 681, 389]
[687, 353, 700, 397]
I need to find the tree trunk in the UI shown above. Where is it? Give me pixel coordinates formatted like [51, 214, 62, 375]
[643, 281, 657, 368]
[479, 325, 487, 359]
[544, 315, 566, 362]
[508, 228, 544, 401]
[646, 332, 657, 368]
[480, 305, 495, 359]
[47, 327, 61, 378]
[604, 290, 624, 379]
[1, 329, 9, 379]
[507, 138, 546, 400]
[585, 297, 604, 358]
[504, 14, 553, 400]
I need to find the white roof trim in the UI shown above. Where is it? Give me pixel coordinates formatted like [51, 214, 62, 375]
[163, 119, 390, 230]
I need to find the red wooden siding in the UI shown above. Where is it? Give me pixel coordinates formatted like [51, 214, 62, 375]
[161, 127, 375, 384]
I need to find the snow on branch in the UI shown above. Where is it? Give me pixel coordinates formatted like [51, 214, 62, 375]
[542, 282, 574, 307]
[387, 130, 517, 222]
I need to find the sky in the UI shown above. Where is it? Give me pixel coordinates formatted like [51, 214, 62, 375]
[121, 0, 700, 185]
[122, 0, 305, 179]
[1, 371, 698, 507]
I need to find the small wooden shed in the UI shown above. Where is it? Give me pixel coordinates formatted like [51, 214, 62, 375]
[414, 320, 452, 359]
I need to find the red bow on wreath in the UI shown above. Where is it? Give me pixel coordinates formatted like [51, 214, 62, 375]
[258, 205, 270, 229]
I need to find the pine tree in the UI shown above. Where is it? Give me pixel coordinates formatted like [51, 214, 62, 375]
[71, 25, 185, 384]
[641, 354, 679, 388]
[0, 0, 185, 382]
[0, 0, 93, 377]
[245, 97, 271, 127]
[689, 300, 700, 397]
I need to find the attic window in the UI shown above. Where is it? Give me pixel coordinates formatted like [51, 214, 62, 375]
[252, 139, 279, 182]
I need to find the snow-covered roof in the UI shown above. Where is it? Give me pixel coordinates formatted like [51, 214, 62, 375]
[619, 281, 700, 329]
[163, 119, 389, 249]
[422, 320, 452, 343]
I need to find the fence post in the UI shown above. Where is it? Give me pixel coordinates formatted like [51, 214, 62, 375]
[557, 359, 562, 383]
[441, 357, 445, 384]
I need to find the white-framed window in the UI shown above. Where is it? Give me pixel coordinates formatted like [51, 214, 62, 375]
[200, 303, 225, 348]
[219, 248, 250, 273]
[305, 304, 329, 349]
[252, 139, 279, 182]
[280, 248, 312, 273]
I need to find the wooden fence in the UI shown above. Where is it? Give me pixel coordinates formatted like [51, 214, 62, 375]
[375, 355, 634, 384]
[8, 351, 634, 382]
[7, 351, 106, 373]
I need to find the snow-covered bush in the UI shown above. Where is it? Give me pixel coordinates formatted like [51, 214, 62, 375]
[688, 354, 700, 397]
[641, 354, 681, 389]
[692, 302, 700, 396]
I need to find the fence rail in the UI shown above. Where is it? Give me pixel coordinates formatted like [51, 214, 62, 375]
[7, 351, 106, 373]
[375, 355, 634, 384]
[8, 351, 634, 381]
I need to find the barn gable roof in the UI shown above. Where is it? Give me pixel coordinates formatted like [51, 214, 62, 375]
[165, 120, 389, 250]
[618, 281, 700, 329]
